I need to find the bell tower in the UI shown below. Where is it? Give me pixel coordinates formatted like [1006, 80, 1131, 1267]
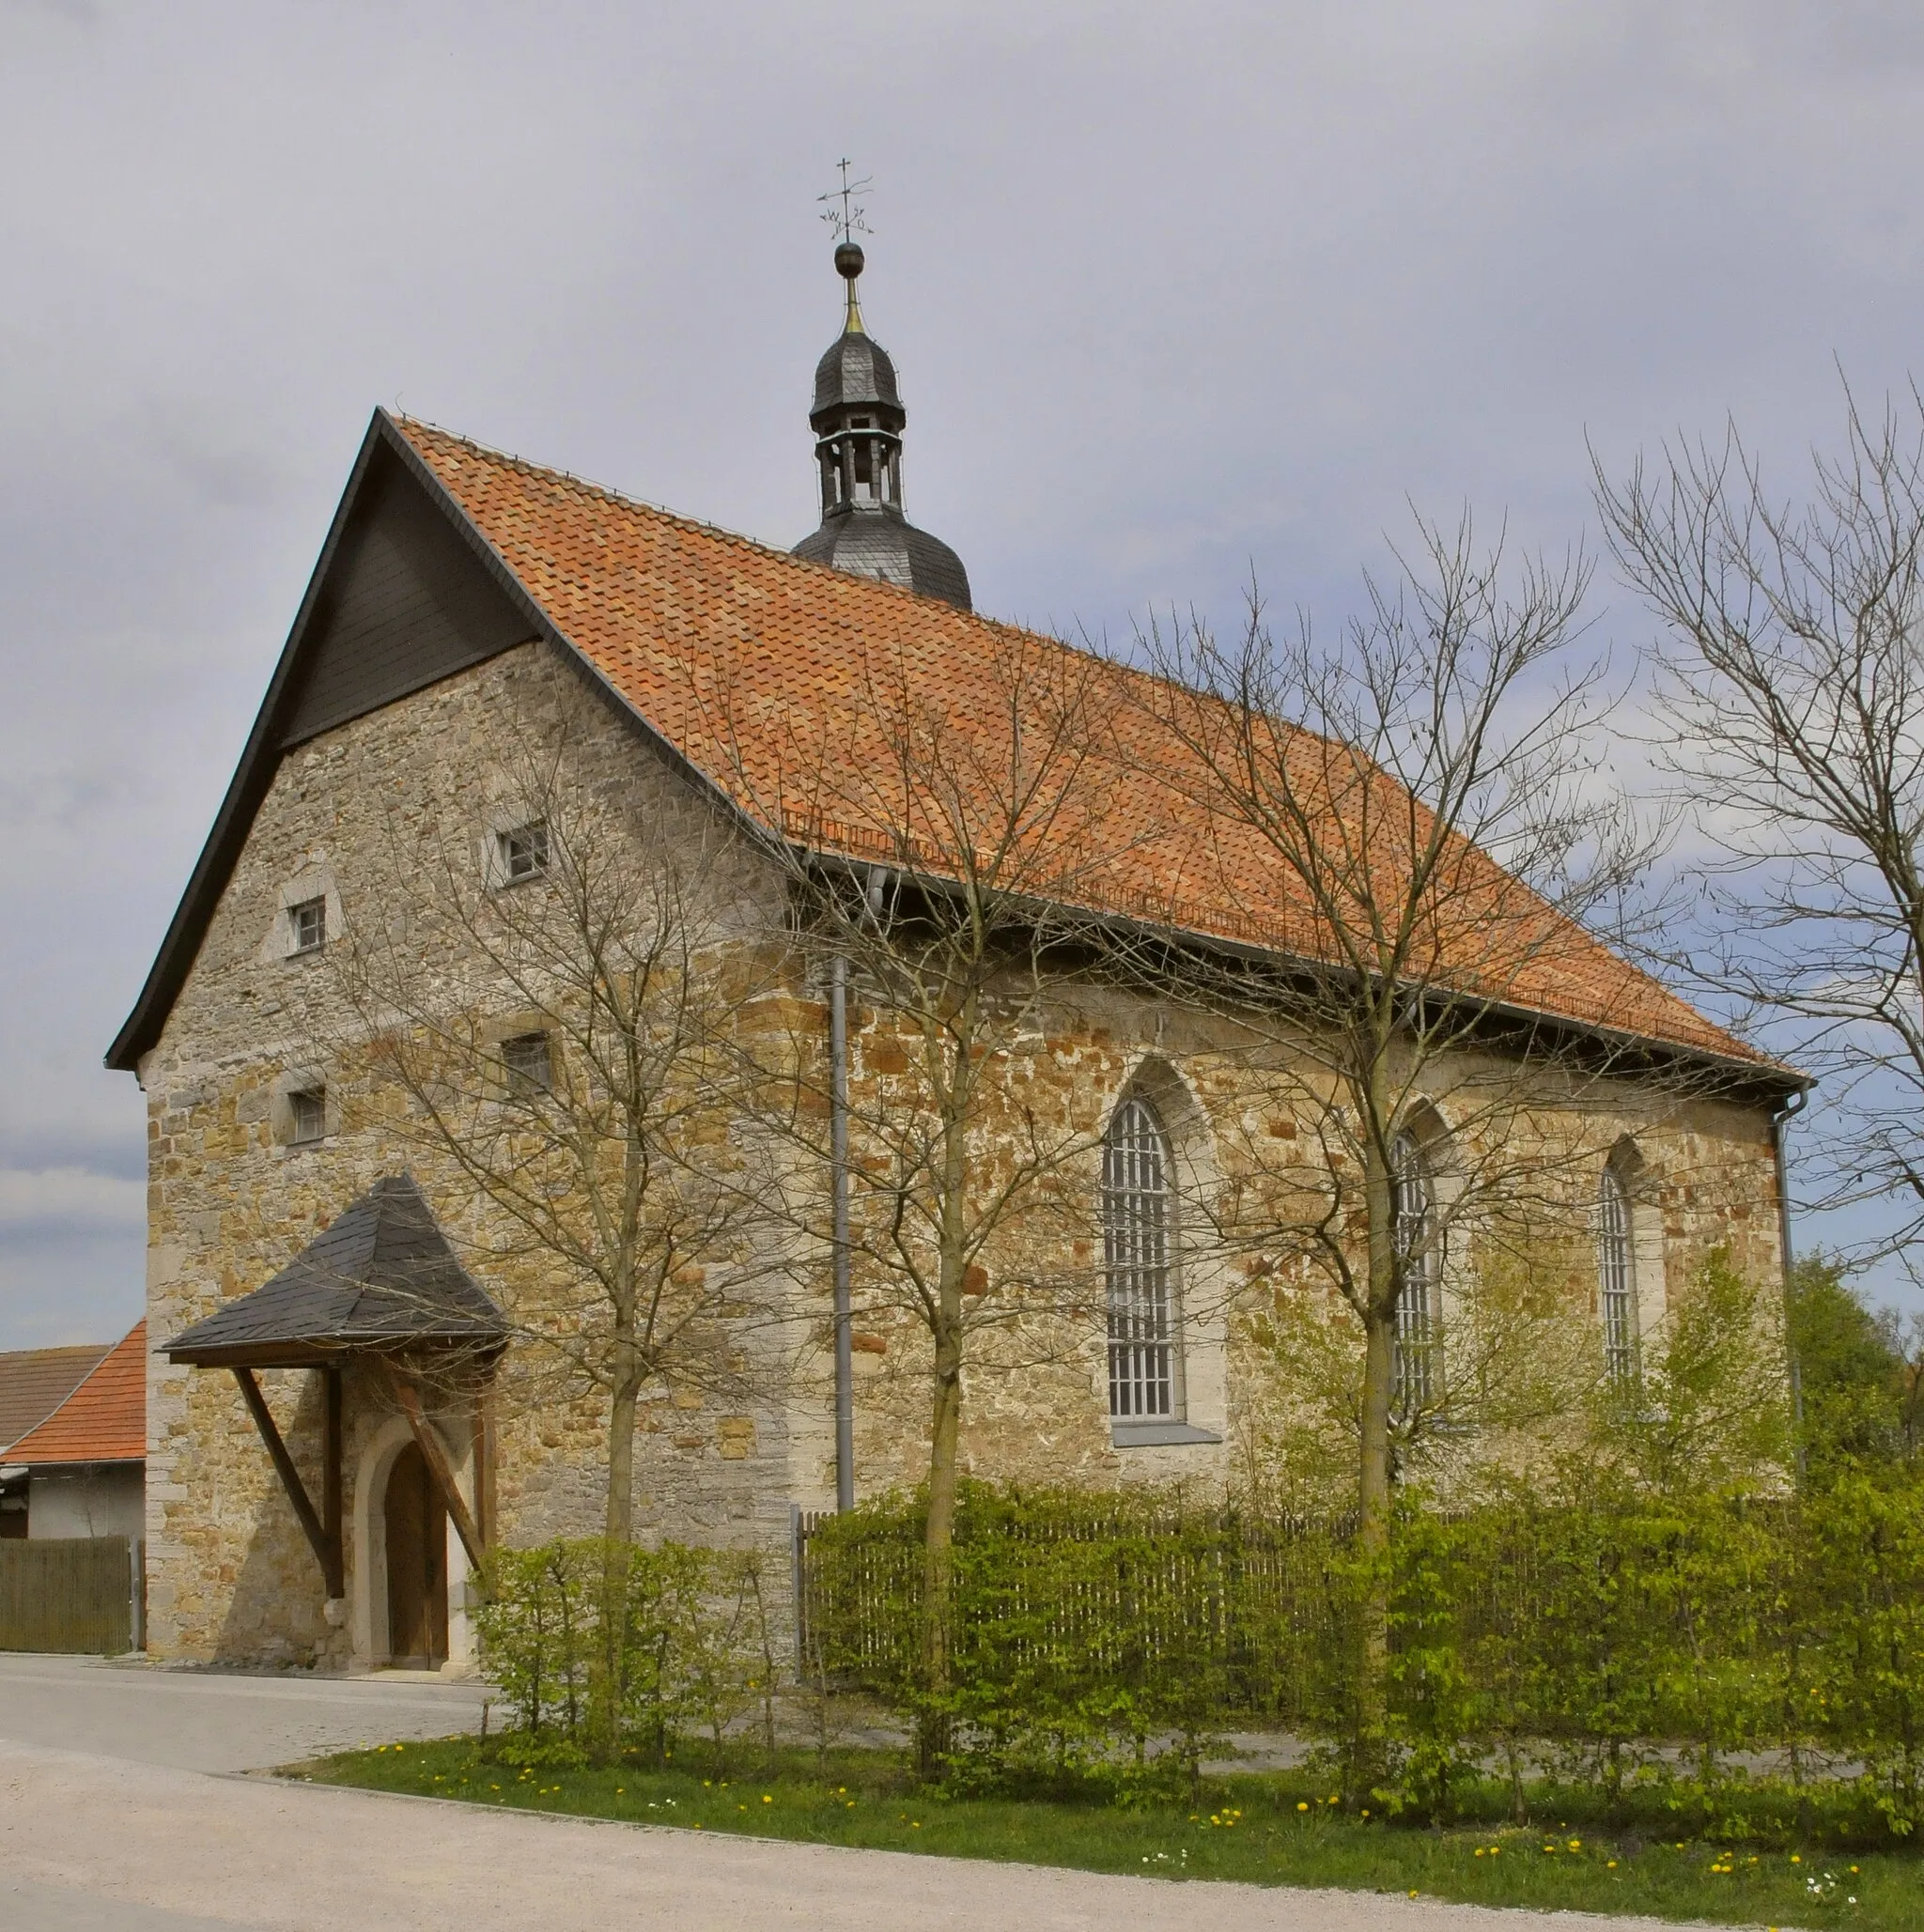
[812, 242, 907, 519]
[791, 241, 971, 611]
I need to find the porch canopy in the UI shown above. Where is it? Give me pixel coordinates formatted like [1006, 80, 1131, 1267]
[166, 1174, 505, 1599]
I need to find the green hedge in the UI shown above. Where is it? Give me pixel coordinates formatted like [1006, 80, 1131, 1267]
[799, 1472, 1924, 1832]
[476, 1538, 776, 1767]
[799, 1487, 1358, 1798]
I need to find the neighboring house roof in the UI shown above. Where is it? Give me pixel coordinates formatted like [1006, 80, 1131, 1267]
[0, 1344, 113, 1456]
[165, 1175, 506, 1368]
[105, 408, 1792, 1090]
[8, 1322, 146, 1465]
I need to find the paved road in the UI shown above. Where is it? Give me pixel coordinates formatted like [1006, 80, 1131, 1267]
[0, 1653, 487, 1772]
[0, 1656, 1667, 1932]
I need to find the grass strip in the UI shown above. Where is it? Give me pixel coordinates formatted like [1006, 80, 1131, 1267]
[303, 1739, 1918, 1932]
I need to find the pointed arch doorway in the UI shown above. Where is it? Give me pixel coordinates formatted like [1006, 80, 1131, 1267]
[382, 1439, 448, 1667]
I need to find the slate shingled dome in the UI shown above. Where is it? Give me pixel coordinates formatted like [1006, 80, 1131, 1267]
[813, 328, 901, 414]
[790, 511, 971, 609]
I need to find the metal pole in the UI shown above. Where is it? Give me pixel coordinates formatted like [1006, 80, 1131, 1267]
[830, 952, 854, 1511]
[1772, 1088, 1808, 1478]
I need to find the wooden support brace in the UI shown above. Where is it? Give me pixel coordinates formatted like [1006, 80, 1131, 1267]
[385, 1367, 485, 1570]
[233, 1368, 343, 1599]
[322, 1367, 343, 1584]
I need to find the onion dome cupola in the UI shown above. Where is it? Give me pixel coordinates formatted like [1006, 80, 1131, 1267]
[791, 242, 971, 611]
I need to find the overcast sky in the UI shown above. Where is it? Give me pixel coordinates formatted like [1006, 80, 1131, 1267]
[4, 1, 1923, 1349]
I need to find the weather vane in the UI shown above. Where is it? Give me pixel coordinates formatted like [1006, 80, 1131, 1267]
[817, 158, 874, 241]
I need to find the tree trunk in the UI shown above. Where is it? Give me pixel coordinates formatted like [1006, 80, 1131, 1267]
[1354, 1302, 1395, 1791]
[919, 1066, 971, 1780]
[921, 1305, 962, 1777]
[596, 1313, 641, 1763]
[1353, 1075, 1398, 1799]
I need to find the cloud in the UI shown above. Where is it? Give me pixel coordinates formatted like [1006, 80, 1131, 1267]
[0, 1166, 146, 1234]
[4, 1, 1924, 1335]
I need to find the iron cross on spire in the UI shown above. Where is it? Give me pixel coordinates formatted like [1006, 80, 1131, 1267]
[817, 158, 874, 240]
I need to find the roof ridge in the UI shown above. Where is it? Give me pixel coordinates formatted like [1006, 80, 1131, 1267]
[392, 412, 1116, 656]
[388, 418, 1463, 754]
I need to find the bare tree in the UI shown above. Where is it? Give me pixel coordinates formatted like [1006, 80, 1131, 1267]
[1129, 517, 1682, 1770]
[704, 625, 1145, 1760]
[1597, 383, 1924, 1285]
[327, 700, 785, 1738]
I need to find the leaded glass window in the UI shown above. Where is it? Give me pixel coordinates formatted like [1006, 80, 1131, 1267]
[1390, 1131, 1440, 1410]
[1105, 1096, 1176, 1419]
[1599, 1167, 1638, 1383]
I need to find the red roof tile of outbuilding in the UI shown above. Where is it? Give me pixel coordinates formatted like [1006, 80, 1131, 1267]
[8, 1321, 146, 1465]
[0, 1343, 111, 1456]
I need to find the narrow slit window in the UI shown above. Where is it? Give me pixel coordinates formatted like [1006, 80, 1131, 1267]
[288, 1088, 326, 1146]
[1598, 1167, 1639, 1383]
[499, 821, 549, 884]
[1390, 1132, 1440, 1411]
[501, 1031, 553, 1098]
[288, 896, 326, 955]
[1105, 1096, 1176, 1420]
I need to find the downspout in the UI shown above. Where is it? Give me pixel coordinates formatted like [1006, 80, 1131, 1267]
[1771, 1087, 1808, 1478]
[830, 952, 854, 1512]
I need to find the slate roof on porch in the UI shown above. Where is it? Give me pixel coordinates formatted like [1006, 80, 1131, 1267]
[164, 1176, 505, 1368]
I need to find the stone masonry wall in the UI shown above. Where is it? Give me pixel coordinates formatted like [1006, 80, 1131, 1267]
[139, 640, 1789, 1666]
[140, 643, 800, 1664]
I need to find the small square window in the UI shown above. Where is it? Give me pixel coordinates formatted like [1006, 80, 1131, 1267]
[499, 822, 549, 884]
[288, 1088, 326, 1145]
[500, 1032, 552, 1098]
[288, 896, 326, 954]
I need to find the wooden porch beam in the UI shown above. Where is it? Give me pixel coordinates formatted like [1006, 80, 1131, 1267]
[384, 1368, 485, 1570]
[323, 1366, 343, 1584]
[232, 1367, 344, 1599]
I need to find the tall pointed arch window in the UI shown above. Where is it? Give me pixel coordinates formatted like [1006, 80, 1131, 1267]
[1390, 1131, 1440, 1410]
[1598, 1167, 1639, 1383]
[1104, 1096, 1177, 1420]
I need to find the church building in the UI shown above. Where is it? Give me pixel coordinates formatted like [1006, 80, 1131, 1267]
[109, 245, 1798, 1671]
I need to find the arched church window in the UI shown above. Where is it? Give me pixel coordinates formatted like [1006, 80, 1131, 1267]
[1598, 1166, 1638, 1383]
[1104, 1096, 1177, 1419]
[1390, 1131, 1440, 1410]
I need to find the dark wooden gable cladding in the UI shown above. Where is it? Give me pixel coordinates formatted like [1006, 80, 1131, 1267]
[105, 410, 548, 1074]
[277, 442, 535, 747]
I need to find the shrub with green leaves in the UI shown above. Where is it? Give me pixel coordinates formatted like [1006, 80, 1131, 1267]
[800, 1467, 1924, 1839]
[476, 1537, 772, 1768]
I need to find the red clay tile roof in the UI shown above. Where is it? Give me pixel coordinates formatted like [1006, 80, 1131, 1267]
[0, 1343, 111, 1456]
[8, 1321, 145, 1464]
[396, 418, 1770, 1073]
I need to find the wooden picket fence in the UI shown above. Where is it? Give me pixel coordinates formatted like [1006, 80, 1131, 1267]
[791, 1503, 1358, 1718]
[0, 1536, 139, 1654]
